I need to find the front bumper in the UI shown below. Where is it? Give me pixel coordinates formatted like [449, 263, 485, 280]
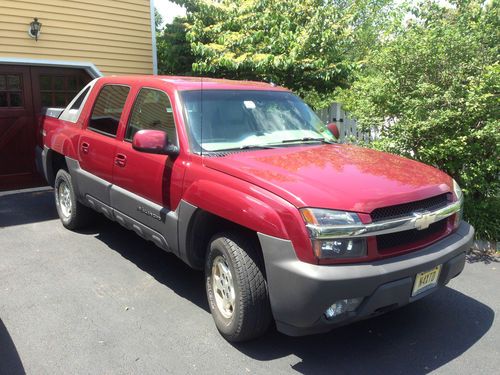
[258, 221, 474, 336]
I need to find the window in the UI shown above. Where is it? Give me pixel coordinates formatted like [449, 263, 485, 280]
[89, 85, 130, 137]
[125, 88, 177, 144]
[70, 87, 90, 110]
[39, 74, 89, 108]
[0, 74, 23, 108]
[180, 90, 333, 152]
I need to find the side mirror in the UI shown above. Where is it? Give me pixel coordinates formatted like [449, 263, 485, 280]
[132, 130, 179, 157]
[326, 122, 340, 140]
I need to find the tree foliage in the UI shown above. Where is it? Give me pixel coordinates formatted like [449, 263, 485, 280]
[157, 16, 195, 75]
[174, 0, 395, 108]
[337, 0, 500, 240]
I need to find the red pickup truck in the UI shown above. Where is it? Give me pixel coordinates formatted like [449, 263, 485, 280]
[38, 76, 474, 342]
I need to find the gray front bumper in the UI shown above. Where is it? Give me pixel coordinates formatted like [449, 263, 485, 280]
[258, 221, 474, 336]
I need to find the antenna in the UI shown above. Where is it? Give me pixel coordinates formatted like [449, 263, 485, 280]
[200, 75, 203, 159]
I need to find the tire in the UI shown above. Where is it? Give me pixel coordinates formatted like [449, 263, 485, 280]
[205, 232, 272, 342]
[54, 169, 92, 230]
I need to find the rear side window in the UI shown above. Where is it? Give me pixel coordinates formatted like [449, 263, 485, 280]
[125, 88, 177, 144]
[70, 86, 90, 110]
[89, 85, 130, 137]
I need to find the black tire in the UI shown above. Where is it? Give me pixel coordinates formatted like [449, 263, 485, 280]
[54, 169, 92, 230]
[205, 232, 272, 342]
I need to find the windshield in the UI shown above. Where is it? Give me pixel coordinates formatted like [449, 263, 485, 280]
[180, 90, 335, 152]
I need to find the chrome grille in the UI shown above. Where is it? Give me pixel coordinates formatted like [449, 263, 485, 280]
[377, 219, 448, 253]
[371, 193, 450, 222]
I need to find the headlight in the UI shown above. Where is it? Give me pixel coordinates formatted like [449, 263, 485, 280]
[452, 179, 464, 228]
[300, 208, 367, 259]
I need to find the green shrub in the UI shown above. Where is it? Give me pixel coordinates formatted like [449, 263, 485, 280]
[338, 0, 499, 241]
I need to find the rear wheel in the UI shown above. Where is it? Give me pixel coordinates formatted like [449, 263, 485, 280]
[205, 232, 272, 342]
[54, 169, 91, 230]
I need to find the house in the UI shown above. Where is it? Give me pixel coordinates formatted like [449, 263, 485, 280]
[0, 0, 156, 190]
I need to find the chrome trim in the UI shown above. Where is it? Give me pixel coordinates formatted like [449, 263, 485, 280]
[306, 199, 462, 239]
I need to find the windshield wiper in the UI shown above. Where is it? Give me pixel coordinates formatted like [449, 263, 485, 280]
[211, 144, 276, 152]
[240, 144, 277, 150]
[277, 137, 335, 144]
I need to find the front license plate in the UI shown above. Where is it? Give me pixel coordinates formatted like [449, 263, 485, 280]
[412, 265, 442, 296]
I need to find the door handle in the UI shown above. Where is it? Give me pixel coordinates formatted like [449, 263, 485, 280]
[114, 153, 127, 167]
[81, 142, 90, 154]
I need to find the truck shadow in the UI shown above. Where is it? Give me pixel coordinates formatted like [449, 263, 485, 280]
[85, 217, 494, 375]
[86, 216, 210, 313]
[236, 287, 494, 375]
[0, 319, 26, 375]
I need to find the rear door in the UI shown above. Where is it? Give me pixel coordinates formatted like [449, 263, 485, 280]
[77, 84, 130, 205]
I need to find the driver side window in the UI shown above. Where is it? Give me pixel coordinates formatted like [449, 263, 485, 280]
[125, 88, 177, 144]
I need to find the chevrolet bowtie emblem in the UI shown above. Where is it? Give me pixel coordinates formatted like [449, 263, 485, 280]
[413, 211, 436, 230]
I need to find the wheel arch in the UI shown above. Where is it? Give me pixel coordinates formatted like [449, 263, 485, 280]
[179, 205, 260, 269]
[44, 148, 68, 186]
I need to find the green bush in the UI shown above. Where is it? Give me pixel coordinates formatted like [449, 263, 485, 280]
[337, 0, 499, 241]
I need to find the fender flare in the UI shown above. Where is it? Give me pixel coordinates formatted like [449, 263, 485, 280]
[182, 179, 289, 238]
[177, 179, 294, 268]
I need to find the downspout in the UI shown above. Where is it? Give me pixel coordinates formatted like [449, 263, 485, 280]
[150, 0, 158, 75]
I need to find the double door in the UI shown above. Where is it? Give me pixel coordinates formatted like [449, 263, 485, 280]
[0, 64, 90, 191]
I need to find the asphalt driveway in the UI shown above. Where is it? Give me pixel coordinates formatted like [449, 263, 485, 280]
[0, 189, 498, 375]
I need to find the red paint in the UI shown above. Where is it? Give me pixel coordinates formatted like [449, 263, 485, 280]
[132, 130, 168, 153]
[43, 76, 456, 264]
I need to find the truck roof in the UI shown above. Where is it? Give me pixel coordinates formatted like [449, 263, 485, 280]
[98, 75, 289, 92]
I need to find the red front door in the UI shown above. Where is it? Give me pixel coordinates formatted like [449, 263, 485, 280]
[0, 66, 39, 191]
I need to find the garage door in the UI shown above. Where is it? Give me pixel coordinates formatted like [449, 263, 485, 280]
[0, 65, 90, 191]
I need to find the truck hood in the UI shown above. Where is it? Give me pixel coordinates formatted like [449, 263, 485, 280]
[203, 144, 452, 213]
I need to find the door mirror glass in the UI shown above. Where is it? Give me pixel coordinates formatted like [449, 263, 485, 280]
[326, 122, 340, 139]
[132, 129, 179, 156]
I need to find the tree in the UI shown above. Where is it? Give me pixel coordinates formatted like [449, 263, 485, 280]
[157, 16, 195, 75]
[174, 0, 395, 108]
[337, 0, 500, 241]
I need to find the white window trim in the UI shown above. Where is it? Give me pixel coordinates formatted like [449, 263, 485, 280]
[0, 57, 102, 78]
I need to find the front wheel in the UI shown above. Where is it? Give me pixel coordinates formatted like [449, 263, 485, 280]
[205, 232, 272, 342]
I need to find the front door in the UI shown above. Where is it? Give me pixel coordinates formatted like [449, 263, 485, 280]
[111, 87, 181, 238]
[0, 66, 37, 191]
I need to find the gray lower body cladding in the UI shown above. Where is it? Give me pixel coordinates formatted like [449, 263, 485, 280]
[258, 221, 474, 336]
[64, 156, 182, 257]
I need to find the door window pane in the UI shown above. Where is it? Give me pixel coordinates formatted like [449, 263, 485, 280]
[10, 93, 22, 107]
[7, 75, 21, 90]
[0, 92, 7, 107]
[0, 74, 23, 108]
[54, 76, 65, 90]
[89, 85, 130, 137]
[41, 92, 52, 107]
[67, 76, 78, 91]
[54, 93, 66, 107]
[125, 88, 177, 144]
[40, 75, 52, 90]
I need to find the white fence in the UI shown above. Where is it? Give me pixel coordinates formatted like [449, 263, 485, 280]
[316, 103, 371, 143]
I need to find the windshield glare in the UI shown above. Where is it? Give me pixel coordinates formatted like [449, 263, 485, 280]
[180, 90, 334, 152]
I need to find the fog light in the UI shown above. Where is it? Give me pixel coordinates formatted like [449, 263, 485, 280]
[324, 298, 363, 319]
